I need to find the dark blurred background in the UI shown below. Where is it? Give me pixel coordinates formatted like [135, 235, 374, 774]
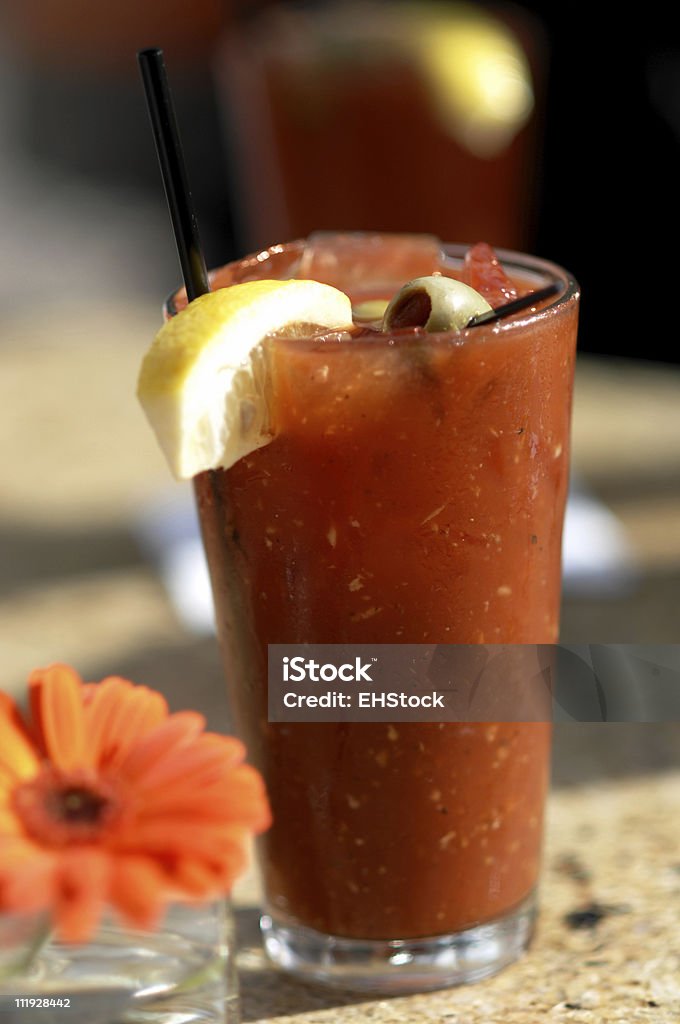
[1, 0, 678, 359]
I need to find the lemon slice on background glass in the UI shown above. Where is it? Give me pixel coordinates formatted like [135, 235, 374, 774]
[137, 280, 352, 479]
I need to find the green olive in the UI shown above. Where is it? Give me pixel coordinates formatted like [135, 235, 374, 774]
[383, 275, 492, 332]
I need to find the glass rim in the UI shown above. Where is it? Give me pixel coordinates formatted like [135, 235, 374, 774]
[164, 237, 580, 343]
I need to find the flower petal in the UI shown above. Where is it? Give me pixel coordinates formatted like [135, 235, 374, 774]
[0, 842, 56, 915]
[168, 857, 227, 897]
[52, 848, 110, 944]
[86, 677, 168, 771]
[165, 827, 252, 894]
[112, 818, 254, 869]
[202, 733, 248, 767]
[0, 696, 40, 785]
[136, 762, 271, 833]
[0, 806, 24, 836]
[130, 734, 245, 796]
[116, 712, 205, 785]
[29, 665, 89, 772]
[108, 855, 168, 931]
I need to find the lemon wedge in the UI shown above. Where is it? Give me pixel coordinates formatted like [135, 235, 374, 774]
[137, 279, 352, 479]
[411, 3, 534, 158]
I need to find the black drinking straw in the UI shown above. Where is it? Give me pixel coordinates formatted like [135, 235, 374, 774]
[467, 282, 560, 328]
[138, 47, 210, 302]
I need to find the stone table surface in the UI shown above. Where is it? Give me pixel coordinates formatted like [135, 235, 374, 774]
[0, 305, 679, 1022]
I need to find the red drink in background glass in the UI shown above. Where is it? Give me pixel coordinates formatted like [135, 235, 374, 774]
[216, 3, 543, 251]
[170, 233, 579, 991]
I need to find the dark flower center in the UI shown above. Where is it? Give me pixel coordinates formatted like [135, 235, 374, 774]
[12, 767, 118, 847]
[49, 787, 109, 824]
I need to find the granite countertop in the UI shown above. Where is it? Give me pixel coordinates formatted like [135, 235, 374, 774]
[1, 306, 679, 1022]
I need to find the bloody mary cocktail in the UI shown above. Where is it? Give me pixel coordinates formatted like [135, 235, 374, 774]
[174, 233, 579, 990]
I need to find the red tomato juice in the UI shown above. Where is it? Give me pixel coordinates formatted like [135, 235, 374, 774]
[182, 234, 579, 941]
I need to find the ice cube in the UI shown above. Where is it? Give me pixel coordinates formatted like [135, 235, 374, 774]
[297, 232, 445, 293]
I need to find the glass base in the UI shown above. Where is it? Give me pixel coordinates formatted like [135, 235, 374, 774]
[261, 891, 537, 993]
[0, 902, 237, 1024]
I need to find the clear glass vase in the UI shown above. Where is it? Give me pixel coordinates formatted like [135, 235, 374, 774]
[0, 899, 237, 1024]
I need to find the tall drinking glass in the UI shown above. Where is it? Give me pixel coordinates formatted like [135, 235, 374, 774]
[168, 233, 579, 992]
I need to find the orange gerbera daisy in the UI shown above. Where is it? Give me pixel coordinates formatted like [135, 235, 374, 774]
[0, 665, 270, 944]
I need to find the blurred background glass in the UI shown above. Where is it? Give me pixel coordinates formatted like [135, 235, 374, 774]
[216, 2, 541, 252]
